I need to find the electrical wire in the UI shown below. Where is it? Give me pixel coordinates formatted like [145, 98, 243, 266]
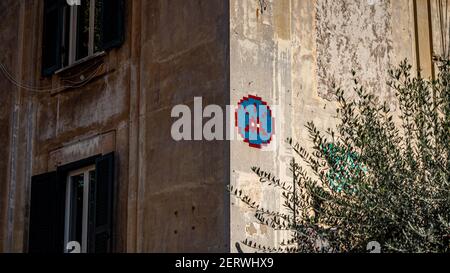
[0, 61, 103, 93]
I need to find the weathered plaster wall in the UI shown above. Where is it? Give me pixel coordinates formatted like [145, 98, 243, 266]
[317, 0, 396, 100]
[0, 0, 42, 252]
[230, 0, 418, 252]
[230, 0, 294, 251]
[133, 0, 230, 253]
[0, 0, 21, 252]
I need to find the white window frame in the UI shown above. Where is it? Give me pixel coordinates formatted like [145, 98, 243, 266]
[66, 0, 97, 66]
[64, 165, 95, 253]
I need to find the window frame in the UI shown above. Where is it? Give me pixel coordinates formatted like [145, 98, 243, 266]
[63, 165, 96, 253]
[29, 153, 115, 253]
[42, 0, 125, 77]
[65, 0, 97, 67]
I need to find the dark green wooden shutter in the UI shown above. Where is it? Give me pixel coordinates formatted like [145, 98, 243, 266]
[42, 0, 63, 76]
[88, 153, 115, 253]
[29, 172, 59, 253]
[101, 0, 125, 50]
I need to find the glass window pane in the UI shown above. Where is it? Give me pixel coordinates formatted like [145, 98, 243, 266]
[42, 5, 59, 69]
[89, 170, 96, 185]
[62, 6, 71, 67]
[76, 0, 91, 60]
[69, 174, 84, 245]
[94, 0, 103, 52]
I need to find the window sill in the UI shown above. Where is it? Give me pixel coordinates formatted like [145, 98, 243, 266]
[50, 51, 108, 95]
[55, 51, 106, 75]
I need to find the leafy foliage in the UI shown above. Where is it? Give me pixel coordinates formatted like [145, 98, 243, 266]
[231, 57, 450, 253]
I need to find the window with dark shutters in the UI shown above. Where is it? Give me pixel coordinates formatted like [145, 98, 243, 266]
[41, 0, 125, 76]
[101, 0, 125, 50]
[89, 153, 115, 253]
[29, 153, 115, 253]
[29, 172, 60, 253]
[42, 0, 63, 76]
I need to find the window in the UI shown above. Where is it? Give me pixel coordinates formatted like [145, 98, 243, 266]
[64, 166, 96, 253]
[28, 153, 115, 253]
[42, 0, 125, 76]
[62, 0, 101, 66]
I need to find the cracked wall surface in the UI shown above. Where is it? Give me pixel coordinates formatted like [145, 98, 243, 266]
[316, 0, 395, 100]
